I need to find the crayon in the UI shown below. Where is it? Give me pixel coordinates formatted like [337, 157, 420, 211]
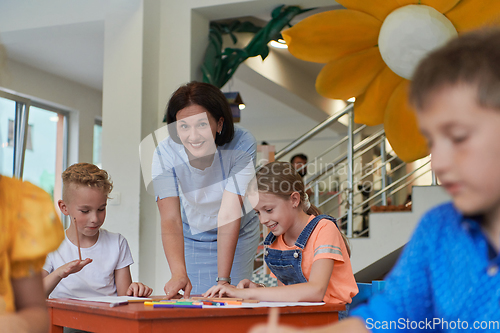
[145, 301, 176, 306]
[174, 301, 196, 305]
[192, 297, 243, 302]
[202, 301, 224, 306]
[153, 304, 203, 308]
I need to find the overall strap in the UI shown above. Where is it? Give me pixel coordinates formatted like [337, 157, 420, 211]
[294, 214, 338, 249]
[264, 231, 277, 245]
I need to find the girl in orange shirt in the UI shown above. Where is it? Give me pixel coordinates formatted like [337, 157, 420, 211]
[204, 162, 358, 317]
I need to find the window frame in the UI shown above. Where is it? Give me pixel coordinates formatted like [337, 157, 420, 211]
[0, 88, 69, 185]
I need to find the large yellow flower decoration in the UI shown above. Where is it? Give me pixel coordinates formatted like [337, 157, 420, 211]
[282, 0, 500, 162]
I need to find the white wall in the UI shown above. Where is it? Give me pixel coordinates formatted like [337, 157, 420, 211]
[101, 0, 147, 281]
[138, 0, 162, 293]
[1, 58, 102, 165]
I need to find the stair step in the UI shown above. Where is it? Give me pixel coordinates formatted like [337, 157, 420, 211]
[350, 185, 450, 281]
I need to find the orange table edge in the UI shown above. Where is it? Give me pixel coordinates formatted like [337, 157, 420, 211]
[47, 298, 345, 333]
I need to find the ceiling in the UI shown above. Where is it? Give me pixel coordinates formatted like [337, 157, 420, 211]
[0, 1, 341, 91]
[0, 0, 104, 90]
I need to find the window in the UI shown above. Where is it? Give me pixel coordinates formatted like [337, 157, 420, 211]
[0, 90, 68, 202]
[93, 119, 102, 168]
[8, 120, 32, 149]
[23, 105, 67, 200]
[0, 96, 16, 177]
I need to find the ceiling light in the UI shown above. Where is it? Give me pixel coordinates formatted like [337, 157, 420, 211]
[224, 92, 245, 123]
[269, 39, 288, 49]
[347, 97, 355, 103]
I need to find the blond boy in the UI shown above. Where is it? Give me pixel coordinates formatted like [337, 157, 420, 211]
[42, 163, 152, 298]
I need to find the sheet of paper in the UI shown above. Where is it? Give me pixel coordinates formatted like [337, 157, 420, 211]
[69, 296, 152, 303]
[203, 301, 325, 309]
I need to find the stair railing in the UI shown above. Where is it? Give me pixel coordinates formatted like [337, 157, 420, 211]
[273, 105, 433, 239]
[274, 104, 353, 161]
[254, 104, 433, 275]
[338, 157, 431, 227]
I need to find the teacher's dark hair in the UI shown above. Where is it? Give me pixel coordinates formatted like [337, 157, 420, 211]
[165, 81, 235, 146]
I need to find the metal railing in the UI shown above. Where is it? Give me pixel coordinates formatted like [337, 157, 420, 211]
[277, 103, 433, 234]
[274, 104, 352, 160]
[253, 104, 433, 275]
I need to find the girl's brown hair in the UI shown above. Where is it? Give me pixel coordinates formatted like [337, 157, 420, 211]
[256, 161, 351, 256]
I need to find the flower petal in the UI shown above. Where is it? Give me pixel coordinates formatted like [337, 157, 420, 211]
[282, 10, 381, 64]
[316, 47, 385, 100]
[336, 0, 417, 21]
[395, 0, 420, 5]
[445, 0, 500, 32]
[354, 66, 404, 126]
[420, 0, 461, 14]
[384, 80, 429, 162]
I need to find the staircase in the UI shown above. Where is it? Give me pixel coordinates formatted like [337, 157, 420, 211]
[351, 185, 450, 282]
[253, 103, 449, 281]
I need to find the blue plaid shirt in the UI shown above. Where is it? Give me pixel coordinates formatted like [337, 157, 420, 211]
[351, 202, 500, 332]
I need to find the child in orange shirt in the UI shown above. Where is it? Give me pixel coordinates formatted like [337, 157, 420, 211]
[204, 162, 358, 315]
[0, 175, 64, 333]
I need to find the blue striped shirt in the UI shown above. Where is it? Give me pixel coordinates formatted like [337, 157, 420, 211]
[351, 202, 500, 332]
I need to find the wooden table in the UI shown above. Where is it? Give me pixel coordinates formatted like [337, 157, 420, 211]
[47, 299, 344, 333]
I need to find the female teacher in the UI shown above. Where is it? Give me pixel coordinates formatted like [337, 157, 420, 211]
[152, 81, 260, 296]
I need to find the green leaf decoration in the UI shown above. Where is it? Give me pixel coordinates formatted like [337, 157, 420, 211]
[200, 5, 312, 89]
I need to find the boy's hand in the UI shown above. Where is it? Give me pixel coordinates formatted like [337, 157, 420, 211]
[127, 282, 153, 297]
[57, 258, 92, 279]
[236, 279, 260, 289]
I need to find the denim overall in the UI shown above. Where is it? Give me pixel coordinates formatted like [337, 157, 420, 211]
[263, 214, 349, 319]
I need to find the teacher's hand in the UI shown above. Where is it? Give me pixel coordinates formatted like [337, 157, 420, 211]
[164, 274, 192, 299]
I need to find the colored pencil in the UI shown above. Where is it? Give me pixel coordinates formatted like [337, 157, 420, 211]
[191, 296, 259, 303]
[192, 297, 242, 302]
[153, 304, 202, 308]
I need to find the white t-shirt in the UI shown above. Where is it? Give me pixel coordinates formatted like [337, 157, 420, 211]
[43, 228, 134, 299]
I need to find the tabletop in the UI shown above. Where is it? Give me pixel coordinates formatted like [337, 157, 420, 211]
[47, 298, 345, 333]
